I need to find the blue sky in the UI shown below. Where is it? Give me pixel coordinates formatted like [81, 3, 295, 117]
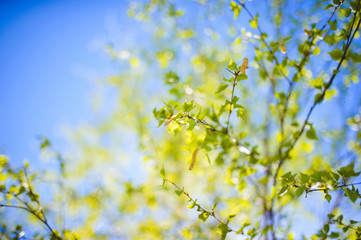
[0, 0, 129, 164]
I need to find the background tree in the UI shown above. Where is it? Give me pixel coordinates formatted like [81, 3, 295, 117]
[1, 0, 361, 239]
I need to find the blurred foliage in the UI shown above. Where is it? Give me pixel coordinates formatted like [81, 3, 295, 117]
[1, 0, 361, 239]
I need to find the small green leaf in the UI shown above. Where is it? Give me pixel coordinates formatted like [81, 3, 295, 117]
[278, 186, 289, 195]
[182, 100, 194, 112]
[39, 137, 51, 150]
[350, 0, 361, 11]
[338, 161, 361, 178]
[306, 125, 318, 140]
[227, 59, 238, 70]
[324, 4, 334, 9]
[175, 187, 183, 196]
[160, 165, 166, 178]
[249, 14, 258, 29]
[16, 186, 26, 196]
[313, 47, 320, 55]
[328, 49, 343, 60]
[344, 188, 359, 202]
[218, 223, 229, 240]
[295, 187, 306, 197]
[329, 232, 339, 238]
[230, 1, 242, 19]
[325, 193, 331, 202]
[323, 223, 330, 233]
[300, 173, 310, 184]
[215, 83, 229, 94]
[236, 73, 248, 81]
[351, 52, 361, 62]
[342, 8, 351, 17]
[164, 71, 179, 84]
[198, 211, 210, 221]
[350, 220, 359, 225]
[187, 201, 197, 209]
[227, 214, 237, 221]
[314, 93, 324, 104]
[212, 202, 218, 210]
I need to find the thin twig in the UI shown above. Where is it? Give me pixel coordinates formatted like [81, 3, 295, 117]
[163, 178, 237, 233]
[226, 71, 239, 134]
[235, 0, 291, 85]
[274, 8, 361, 183]
[279, 3, 343, 152]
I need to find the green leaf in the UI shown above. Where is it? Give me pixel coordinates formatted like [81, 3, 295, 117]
[187, 120, 196, 131]
[227, 214, 237, 221]
[39, 137, 51, 150]
[323, 223, 330, 233]
[215, 83, 229, 94]
[230, 1, 241, 19]
[313, 47, 320, 55]
[351, 52, 361, 62]
[236, 73, 248, 81]
[350, 220, 359, 225]
[300, 173, 310, 184]
[227, 59, 238, 71]
[331, 172, 340, 181]
[249, 14, 258, 29]
[223, 76, 234, 83]
[237, 107, 245, 119]
[314, 93, 324, 104]
[206, 153, 211, 164]
[212, 202, 218, 210]
[16, 186, 26, 196]
[175, 187, 183, 196]
[344, 188, 358, 202]
[328, 49, 343, 60]
[278, 186, 289, 195]
[295, 187, 306, 197]
[341, 8, 351, 17]
[164, 71, 179, 84]
[198, 211, 210, 221]
[338, 161, 361, 178]
[160, 165, 166, 178]
[187, 201, 197, 209]
[325, 193, 331, 203]
[351, 1, 361, 11]
[324, 4, 334, 9]
[306, 125, 318, 140]
[329, 20, 337, 31]
[182, 100, 194, 112]
[218, 223, 229, 240]
[329, 232, 339, 238]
